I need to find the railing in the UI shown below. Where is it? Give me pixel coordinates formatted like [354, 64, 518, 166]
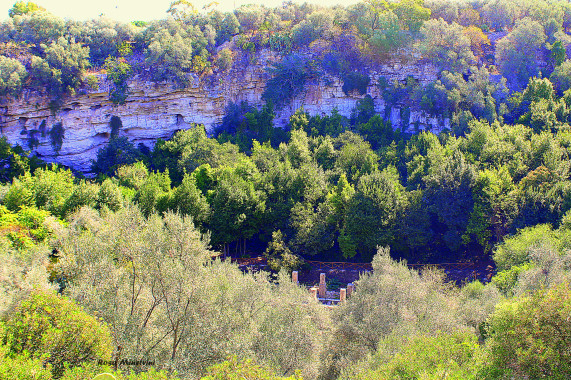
[232, 257, 477, 272]
[305, 260, 373, 271]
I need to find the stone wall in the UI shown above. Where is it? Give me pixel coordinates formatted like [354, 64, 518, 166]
[0, 50, 443, 172]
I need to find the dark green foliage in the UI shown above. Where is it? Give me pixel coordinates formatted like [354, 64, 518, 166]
[209, 167, 266, 254]
[550, 40, 566, 67]
[550, 59, 571, 95]
[0, 137, 45, 182]
[170, 172, 210, 227]
[262, 54, 311, 110]
[343, 168, 407, 260]
[48, 122, 64, 154]
[104, 57, 132, 104]
[350, 95, 376, 125]
[91, 136, 143, 176]
[424, 150, 476, 255]
[341, 72, 370, 96]
[216, 102, 286, 153]
[109, 115, 122, 139]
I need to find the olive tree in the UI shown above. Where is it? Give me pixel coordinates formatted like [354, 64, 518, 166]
[418, 18, 475, 73]
[57, 206, 329, 379]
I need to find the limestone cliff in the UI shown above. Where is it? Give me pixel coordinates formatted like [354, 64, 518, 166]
[0, 50, 444, 173]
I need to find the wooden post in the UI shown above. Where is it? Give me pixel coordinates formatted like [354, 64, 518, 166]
[347, 283, 354, 298]
[319, 273, 326, 298]
[339, 288, 346, 303]
[309, 287, 318, 301]
[292, 271, 299, 284]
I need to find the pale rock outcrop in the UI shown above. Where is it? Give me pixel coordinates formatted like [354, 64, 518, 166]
[0, 50, 443, 173]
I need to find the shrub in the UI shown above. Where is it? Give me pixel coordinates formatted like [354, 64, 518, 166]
[264, 230, 304, 273]
[49, 122, 65, 154]
[493, 224, 558, 271]
[104, 57, 131, 104]
[0, 351, 53, 380]
[201, 357, 302, 380]
[91, 137, 143, 176]
[216, 48, 234, 72]
[262, 54, 310, 109]
[0, 56, 27, 96]
[479, 284, 571, 379]
[343, 332, 479, 380]
[2, 290, 113, 378]
[4, 166, 75, 218]
[492, 263, 534, 295]
[341, 72, 370, 96]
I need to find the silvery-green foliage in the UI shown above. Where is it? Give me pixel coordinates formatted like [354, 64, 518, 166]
[321, 247, 470, 379]
[57, 206, 329, 379]
[457, 280, 502, 337]
[513, 246, 571, 296]
[0, 242, 55, 317]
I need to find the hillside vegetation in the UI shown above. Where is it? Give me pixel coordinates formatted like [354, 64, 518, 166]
[2, 0, 571, 379]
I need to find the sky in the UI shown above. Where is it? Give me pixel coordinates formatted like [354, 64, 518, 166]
[0, 0, 358, 23]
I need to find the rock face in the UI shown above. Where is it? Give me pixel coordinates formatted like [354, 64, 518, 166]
[0, 50, 443, 173]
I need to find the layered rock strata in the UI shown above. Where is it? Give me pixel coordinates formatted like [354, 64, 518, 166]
[0, 50, 444, 172]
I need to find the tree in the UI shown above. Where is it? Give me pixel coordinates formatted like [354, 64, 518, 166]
[462, 26, 490, 57]
[264, 230, 303, 273]
[170, 172, 210, 227]
[8, 1, 45, 17]
[480, 284, 571, 379]
[418, 18, 475, 73]
[235, 4, 264, 35]
[145, 28, 194, 85]
[334, 132, 379, 183]
[57, 207, 328, 378]
[464, 166, 518, 252]
[201, 357, 302, 380]
[343, 167, 407, 260]
[167, 0, 197, 21]
[368, 11, 408, 57]
[496, 18, 547, 90]
[11, 9, 64, 45]
[391, 0, 430, 33]
[262, 54, 310, 109]
[549, 59, 571, 95]
[423, 149, 475, 255]
[209, 167, 266, 256]
[91, 136, 144, 176]
[324, 247, 471, 378]
[34, 37, 90, 95]
[481, 0, 517, 31]
[0, 56, 27, 96]
[104, 56, 132, 104]
[343, 332, 479, 380]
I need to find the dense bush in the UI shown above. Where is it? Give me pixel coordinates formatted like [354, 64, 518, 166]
[479, 284, 571, 379]
[0, 56, 27, 96]
[57, 206, 329, 379]
[2, 290, 113, 378]
[91, 136, 144, 176]
[496, 18, 547, 90]
[262, 54, 312, 109]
